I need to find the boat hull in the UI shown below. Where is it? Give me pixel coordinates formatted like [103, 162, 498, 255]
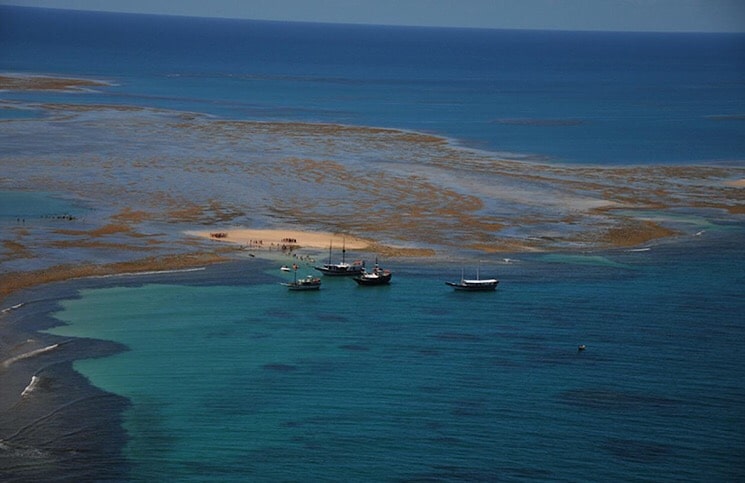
[284, 283, 321, 291]
[314, 265, 364, 276]
[445, 280, 498, 291]
[353, 272, 392, 285]
[282, 275, 322, 290]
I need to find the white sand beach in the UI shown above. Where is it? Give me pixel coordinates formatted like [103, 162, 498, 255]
[187, 228, 370, 250]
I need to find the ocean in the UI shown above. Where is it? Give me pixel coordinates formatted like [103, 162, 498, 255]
[2, 6, 745, 164]
[1, 6, 744, 482]
[40, 240, 745, 482]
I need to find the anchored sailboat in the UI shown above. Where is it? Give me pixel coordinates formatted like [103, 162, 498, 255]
[314, 239, 364, 276]
[446, 263, 498, 291]
[282, 264, 321, 290]
[353, 258, 392, 286]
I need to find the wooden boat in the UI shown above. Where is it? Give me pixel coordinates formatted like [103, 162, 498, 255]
[353, 260, 392, 286]
[446, 266, 498, 291]
[282, 275, 321, 291]
[314, 240, 364, 276]
[282, 265, 321, 291]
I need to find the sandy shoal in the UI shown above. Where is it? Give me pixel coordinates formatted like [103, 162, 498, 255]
[187, 228, 371, 250]
[0, 73, 110, 91]
[0, 252, 228, 303]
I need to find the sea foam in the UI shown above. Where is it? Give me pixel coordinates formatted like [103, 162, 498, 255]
[21, 375, 41, 398]
[1, 344, 59, 369]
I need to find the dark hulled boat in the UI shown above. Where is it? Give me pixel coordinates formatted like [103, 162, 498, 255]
[314, 240, 364, 276]
[353, 262, 392, 286]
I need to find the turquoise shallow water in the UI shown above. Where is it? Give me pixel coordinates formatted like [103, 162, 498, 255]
[46, 235, 745, 481]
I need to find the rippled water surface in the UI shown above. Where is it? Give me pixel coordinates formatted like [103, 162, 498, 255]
[46, 236, 745, 481]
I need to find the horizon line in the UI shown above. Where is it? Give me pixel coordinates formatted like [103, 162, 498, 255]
[2, 4, 744, 35]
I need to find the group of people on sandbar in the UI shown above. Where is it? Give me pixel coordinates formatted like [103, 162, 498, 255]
[14, 213, 77, 224]
[249, 237, 299, 252]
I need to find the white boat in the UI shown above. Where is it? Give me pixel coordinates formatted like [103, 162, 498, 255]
[446, 266, 498, 291]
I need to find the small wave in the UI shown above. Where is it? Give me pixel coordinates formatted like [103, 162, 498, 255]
[492, 118, 585, 127]
[86, 267, 206, 279]
[0, 439, 48, 459]
[1, 302, 25, 314]
[263, 363, 298, 372]
[21, 375, 41, 398]
[541, 254, 632, 269]
[706, 114, 745, 122]
[626, 247, 651, 252]
[1, 344, 59, 369]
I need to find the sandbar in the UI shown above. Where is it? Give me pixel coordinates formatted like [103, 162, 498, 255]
[0, 73, 110, 91]
[188, 228, 370, 250]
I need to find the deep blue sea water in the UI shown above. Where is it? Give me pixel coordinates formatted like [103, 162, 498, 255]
[1, 6, 744, 164]
[2, 6, 745, 481]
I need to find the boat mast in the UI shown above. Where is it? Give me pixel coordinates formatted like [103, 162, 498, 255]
[342, 237, 346, 264]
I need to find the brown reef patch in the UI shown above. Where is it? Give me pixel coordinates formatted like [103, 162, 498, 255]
[2, 240, 33, 260]
[0, 252, 227, 303]
[0, 74, 109, 92]
[47, 240, 156, 251]
[167, 200, 245, 225]
[604, 220, 678, 247]
[111, 209, 154, 224]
